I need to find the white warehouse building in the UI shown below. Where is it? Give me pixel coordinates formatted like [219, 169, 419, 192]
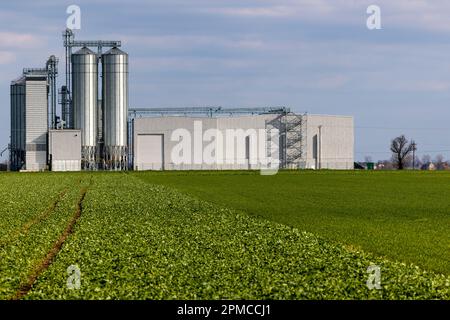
[131, 109, 354, 171]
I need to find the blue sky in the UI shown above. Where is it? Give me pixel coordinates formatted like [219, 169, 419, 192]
[1, 0, 450, 162]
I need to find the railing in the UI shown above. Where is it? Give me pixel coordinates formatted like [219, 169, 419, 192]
[129, 107, 290, 118]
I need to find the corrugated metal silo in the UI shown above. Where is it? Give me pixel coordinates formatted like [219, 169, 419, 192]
[72, 47, 98, 169]
[24, 75, 48, 171]
[102, 47, 128, 170]
[10, 74, 48, 171]
[10, 83, 17, 169]
[10, 80, 26, 170]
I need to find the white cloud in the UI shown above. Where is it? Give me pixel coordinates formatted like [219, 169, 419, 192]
[0, 32, 42, 49]
[132, 56, 260, 73]
[119, 34, 265, 51]
[205, 6, 297, 17]
[198, 0, 336, 19]
[194, 0, 450, 34]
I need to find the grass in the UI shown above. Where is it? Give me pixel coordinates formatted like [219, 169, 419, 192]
[135, 170, 450, 275]
[2, 171, 450, 299]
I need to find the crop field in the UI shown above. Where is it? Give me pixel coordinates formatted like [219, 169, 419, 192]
[138, 170, 450, 275]
[1, 171, 450, 299]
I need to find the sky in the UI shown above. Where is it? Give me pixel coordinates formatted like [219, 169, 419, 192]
[1, 0, 450, 162]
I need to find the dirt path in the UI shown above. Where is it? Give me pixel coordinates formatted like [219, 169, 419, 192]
[0, 189, 68, 249]
[10, 186, 88, 300]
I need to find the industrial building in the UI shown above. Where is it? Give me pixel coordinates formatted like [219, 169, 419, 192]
[8, 29, 354, 172]
[131, 109, 353, 171]
[10, 70, 50, 171]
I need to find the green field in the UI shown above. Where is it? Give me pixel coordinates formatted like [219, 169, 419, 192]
[137, 170, 450, 275]
[1, 171, 450, 299]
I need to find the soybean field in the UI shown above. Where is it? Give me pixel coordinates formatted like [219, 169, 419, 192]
[1, 171, 450, 300]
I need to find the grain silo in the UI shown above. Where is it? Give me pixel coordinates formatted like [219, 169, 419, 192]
[10, 80, 26, 171]
[102, 47, 128, 170]
[10, 73, 48, 171]
[72, 47, 98, 169]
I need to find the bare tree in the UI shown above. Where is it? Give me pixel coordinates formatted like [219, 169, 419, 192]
[390, 135, 414, 170]
[364, 156, 373, 163]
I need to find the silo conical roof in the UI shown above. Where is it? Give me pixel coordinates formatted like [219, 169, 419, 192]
[73, 47, 96, 55]
[103, 47, 128, 55]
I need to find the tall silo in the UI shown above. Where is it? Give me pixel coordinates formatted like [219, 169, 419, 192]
[10, 80, 25, 170]
[102, 47, 128, 170]
[10, 73, 47, 171]
[72, 47, 98, 169]
[10, 83, 17, 169]
[16, 82, 25, 170]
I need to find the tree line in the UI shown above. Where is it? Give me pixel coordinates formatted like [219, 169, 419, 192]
[366, 135, 449, 170]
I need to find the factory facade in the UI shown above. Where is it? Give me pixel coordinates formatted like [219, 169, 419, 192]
[132, 114, 353, 171]
[9, 30, 354, 172]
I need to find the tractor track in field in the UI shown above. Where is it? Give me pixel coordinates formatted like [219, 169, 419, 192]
[0, 189, 68, 249]
[10, 184, 89, 300]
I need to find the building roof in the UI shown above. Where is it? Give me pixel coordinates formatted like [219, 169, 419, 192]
[73, 46, 96, 55]
[103, 47, 127, 56]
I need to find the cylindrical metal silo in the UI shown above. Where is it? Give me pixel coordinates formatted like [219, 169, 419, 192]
[10, 84, 17, 169]
[10, 81, 25, 171]
[102, 47, 128, 170]
[18, 83, 25, 168]
[72, 47, 98, 170]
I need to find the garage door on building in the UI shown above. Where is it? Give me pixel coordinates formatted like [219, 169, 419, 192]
[136, 134, 164, 170]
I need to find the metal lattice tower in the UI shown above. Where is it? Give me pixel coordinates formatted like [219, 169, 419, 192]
[46, 56, 59, 129]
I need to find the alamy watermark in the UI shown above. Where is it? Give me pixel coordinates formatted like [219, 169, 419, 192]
[366, 265, 382, 290]
[367, 5, 381, 30]
[67, 264, 81, 290]
[169, 121, 280, 175]
[66, 5, 81, 30]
